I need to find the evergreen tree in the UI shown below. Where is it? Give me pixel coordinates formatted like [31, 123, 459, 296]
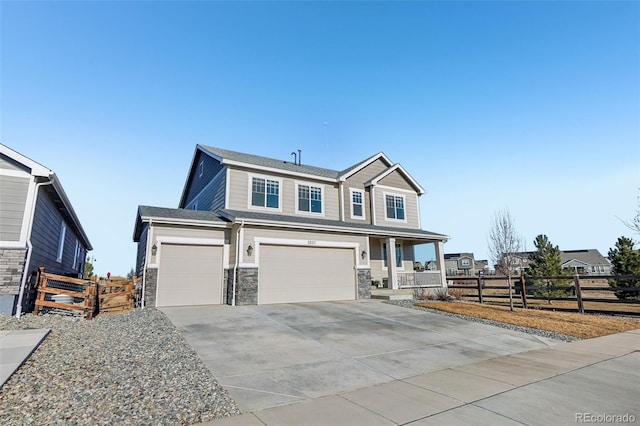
[608, 236, 640, 300]
[526, 235, 571, 303]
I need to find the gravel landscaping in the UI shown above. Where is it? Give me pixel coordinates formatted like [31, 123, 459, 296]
[0, 309, 240, 425]
[386, 300, 580, 342]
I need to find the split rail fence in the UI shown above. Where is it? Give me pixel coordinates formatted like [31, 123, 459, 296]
[446, 274, 640, 316]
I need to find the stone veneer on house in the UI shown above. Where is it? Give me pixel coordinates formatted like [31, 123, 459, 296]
[143, 267, 158, 308]
[0, 248, 26, 295]
[358, 269, 372, 300]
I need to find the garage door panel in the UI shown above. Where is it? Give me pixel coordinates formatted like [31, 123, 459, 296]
[157, 244, 223, 307]
[259, 245, 355, 304]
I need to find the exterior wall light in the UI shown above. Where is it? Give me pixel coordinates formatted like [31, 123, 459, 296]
[361, 250, 367, 260]
[247, 244, 253, 257]
[151, 243, 157, 256]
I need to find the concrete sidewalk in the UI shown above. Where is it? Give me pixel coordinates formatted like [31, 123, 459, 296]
[0, 328, 50, 387]
[205, 330, 640, 426]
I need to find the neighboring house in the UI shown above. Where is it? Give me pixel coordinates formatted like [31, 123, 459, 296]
[444, 253, 489, 276]
[133, 145, 449, 307]
[499, 249, 611, 276]
[0, 144, 92, 316]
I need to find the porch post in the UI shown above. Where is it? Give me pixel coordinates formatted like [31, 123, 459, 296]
[435, 240, 447, 287]
[386, 237, 398, 289]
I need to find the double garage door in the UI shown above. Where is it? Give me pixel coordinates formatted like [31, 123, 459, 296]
[156, 243, 356, 306]
[259, 245, 356, 304]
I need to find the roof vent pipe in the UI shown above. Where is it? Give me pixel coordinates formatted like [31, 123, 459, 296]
[298, 149, 301, 165]
[290, 151, 297, 165]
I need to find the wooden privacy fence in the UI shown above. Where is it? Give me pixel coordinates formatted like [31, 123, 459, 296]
[97, 277, 136, 314]
[34, 268, 138, 319]
[446, 274, 640, 316]
[34, 268, 97, 319]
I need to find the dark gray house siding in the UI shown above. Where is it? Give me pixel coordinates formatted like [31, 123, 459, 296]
[29, 188, 87, 279]
[181, 152, 225, 210]
[136, 223, 148, 278]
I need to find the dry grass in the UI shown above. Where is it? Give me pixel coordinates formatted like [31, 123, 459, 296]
[416, 301, 640, 339]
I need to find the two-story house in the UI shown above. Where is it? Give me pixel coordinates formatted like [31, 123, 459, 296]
[0, 144, 92, 316]
[133, 145, 449, 307]
[444, 253, 489, 276]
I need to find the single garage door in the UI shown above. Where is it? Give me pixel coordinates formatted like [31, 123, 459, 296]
[259, 244, 356, 304]
[157, 243, 223, 307]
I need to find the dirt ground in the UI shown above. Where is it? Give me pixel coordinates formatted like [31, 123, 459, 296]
[416, 301, 640, 339]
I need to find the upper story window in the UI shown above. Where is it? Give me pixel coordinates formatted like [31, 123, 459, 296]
[351, 189, 364, 219]
[460, 258, 471, 267]
[251, 177, 279, 209]
[385, 194, 405, 220]
[297, 183, 322, 214]
[57, 223, 66, 263]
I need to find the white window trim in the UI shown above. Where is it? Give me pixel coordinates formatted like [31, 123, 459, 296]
[349, 188, 365, 220]
[247, 173, 283, 212]
[383, 192, 407, 223]
[381, 241, 405, 271]
[56, 223, 66, 263]
[198, 160, 204, 177]
[295, 181, 325, 216]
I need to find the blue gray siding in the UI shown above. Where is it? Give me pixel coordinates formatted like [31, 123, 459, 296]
[136, 223, 148, 277]
[0, 175, 29, 241]
[29, 188, 87, 278]
[182, 152, 225, 210]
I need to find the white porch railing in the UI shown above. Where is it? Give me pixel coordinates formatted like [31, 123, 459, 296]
[398, 271, 442, 288]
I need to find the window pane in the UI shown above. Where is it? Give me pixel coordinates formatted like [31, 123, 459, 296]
[298, 185, 310, 211]
[382, 243, 387, 268]
[353, 204, 362, 217]
[352, 191, 363, 217]
[395, 197, 405, 220]
[252, 178, 265, 206]
[396, 244, 402, 267]
[386, 195, 396, 219]
[311, 187, 322, 213]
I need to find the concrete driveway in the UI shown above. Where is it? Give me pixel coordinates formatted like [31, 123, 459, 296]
[162, 300, 559, 413]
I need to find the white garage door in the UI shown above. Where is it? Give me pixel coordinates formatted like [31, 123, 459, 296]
[259, 245, 356, 304]
[157, 243, 223, 307]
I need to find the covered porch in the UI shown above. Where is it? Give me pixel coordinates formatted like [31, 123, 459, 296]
[368, 235, 447, 290]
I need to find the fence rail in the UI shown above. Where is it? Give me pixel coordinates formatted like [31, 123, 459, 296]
[34, 268, 97, 319]
[398, 271, 442, 288]
[446, 274, 640, 316]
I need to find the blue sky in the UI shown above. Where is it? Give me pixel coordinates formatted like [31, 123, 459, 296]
[1, 1, 638, 275]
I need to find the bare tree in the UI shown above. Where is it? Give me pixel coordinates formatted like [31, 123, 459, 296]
[488, 208, 521, 311]
[620, 190, 640, 235]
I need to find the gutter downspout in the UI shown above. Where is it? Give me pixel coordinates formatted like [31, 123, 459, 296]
[232, 220, 244, 306]
[16, 180, 53, 318]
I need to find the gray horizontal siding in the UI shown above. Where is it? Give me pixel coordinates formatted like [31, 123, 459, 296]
[0, 154, 29, 172]
[0, 175, 29, 241]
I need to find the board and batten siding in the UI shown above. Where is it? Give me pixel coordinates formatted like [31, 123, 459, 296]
[227, 168, 340, 219]
[0, 175, 29, 242]
[136, 223, 148, 278]
[182, 152, 225, 209]
[373, 188, 420, 229]
[342, 158, 390, 224]
[29, 189, 86, 278]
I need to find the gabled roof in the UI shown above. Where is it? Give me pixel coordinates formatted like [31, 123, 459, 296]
[560, 249, 610, 266]
[338, 152, 393, 180]
[365, 164, 426, 195]
[133, 205, 228, 241]
[199, 145, 340, 180]
[1, 144, 92, 250]
[444, 253, 475, 261]
[218, 209, 449, 241]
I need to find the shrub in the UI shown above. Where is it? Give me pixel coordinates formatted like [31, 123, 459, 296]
[447, 288, 465, 300]
[434, 287, 452, 301]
